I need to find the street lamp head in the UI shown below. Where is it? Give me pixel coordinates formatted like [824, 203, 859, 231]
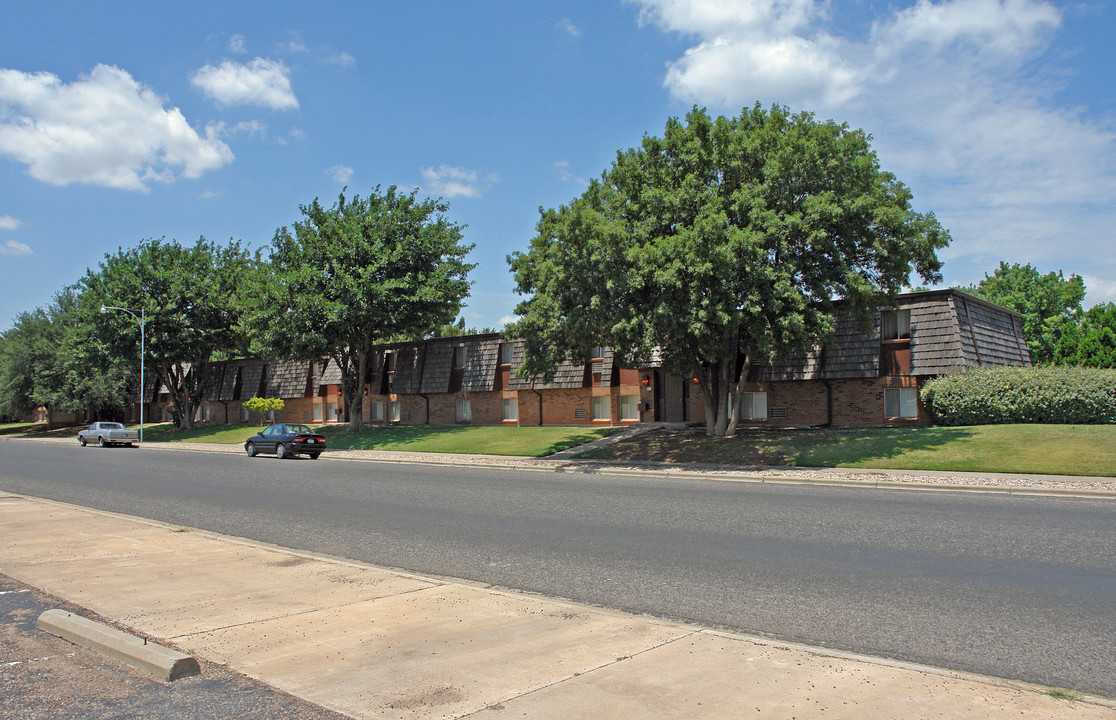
[100, 304, 106, 314]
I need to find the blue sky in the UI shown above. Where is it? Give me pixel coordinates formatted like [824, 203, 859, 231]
[2, 1, 1114, 332]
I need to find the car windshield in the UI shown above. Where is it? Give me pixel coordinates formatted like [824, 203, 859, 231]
[288, 424, 313, 435]
[101, 423, 125, 430]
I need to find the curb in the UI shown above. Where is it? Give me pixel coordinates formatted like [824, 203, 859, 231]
[36, 609, 200, 682]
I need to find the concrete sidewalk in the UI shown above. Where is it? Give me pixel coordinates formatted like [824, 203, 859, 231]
[1, 493, 1112, 719]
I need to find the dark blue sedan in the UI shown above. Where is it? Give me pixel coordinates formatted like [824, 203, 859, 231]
[245, 423, 327, 459]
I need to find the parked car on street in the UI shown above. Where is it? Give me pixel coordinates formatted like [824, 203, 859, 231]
[78, 422, 139, 448]
[245, 424, 326, 459]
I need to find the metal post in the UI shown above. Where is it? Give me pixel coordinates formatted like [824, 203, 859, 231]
[101, 305, 146, 444]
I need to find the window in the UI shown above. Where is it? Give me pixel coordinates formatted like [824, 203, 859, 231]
[240, 405, 249, 422]
[881, 309, 911, 340]
[499, 342, 513, 365]
[619, 395, 640, 421]
[387, 401, 401, 422]
[453, 345, 466, 368]
[369, 401, 383, 421]
[502, 398, 518, 421]
[590, 346, 605, 360]
[885, 388, 918, 418]
[456, 397, 471, 422]
[591, 395, 610, 421]
[740, 392, 767, 420]
[313, 404, 324, 422]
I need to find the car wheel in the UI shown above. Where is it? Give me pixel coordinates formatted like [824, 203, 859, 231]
[276, 443, 288, 459]
[309, 453, 320, 460]
[79, 436, 87, 447]
[98, 437, 106, 448]
[246, 442, 257, 457]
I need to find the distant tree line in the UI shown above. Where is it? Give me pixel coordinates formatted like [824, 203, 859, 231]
[0, 185, 475, 430]
[961, 262, 1115, 368]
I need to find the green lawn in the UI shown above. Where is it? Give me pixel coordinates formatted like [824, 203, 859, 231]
[141, 422, 616, 457]
[319, 425, 616, 456]
[579, 424, 1116, 477]
[0, 422, 41, 436]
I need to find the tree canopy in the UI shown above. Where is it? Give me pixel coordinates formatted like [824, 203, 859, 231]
[0, 288, 130, 425]
[1055, 302, 1116, 368]
[962, 262, 1085, 364]
[252, 185, 474, 431]
[82, 236, 254, 429]
[508, 104, 949, 436]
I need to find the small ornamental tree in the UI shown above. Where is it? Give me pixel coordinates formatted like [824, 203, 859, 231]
[242, 397, 284, 425]
[509, 104, 948, 437]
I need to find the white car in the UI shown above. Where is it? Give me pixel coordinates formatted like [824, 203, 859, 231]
[78, 422, 139, 448]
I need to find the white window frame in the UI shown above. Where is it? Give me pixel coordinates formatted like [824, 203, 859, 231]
[740, 391, 767, 420]
[387, 401, 401, 422]
[369, 401, 383, 421]
[456, 397, 471, 422]
[499, 343, 513, 365]
[619, 395, 640, 421]
[884, 387, 918, 418]
[591, 395, 610, 421]
[501, 397, 518, 421]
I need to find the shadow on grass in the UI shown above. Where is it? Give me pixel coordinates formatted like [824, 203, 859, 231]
[581, 426, 977, 467]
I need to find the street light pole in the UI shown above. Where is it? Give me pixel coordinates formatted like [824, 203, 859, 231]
[101, 305, 145, 444]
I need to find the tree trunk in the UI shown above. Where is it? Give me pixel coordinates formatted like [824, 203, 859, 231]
[725, 358, 751, 437]
[161, 364, 194, 430]
[345, 350, 366, 433]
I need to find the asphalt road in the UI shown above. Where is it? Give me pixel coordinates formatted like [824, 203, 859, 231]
[2, 438, 1114, 696]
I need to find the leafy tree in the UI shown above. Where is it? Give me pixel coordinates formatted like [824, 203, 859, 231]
[0, 307, 63, 424]
[0, 288, 128, 425]
[962, 262, 1085, 364]
[82, 237, 253, 429]
[1056, 303, 1116, 368]
[508, 104, 948, 437]
[253, 186, 475, 431]
[242, 396, 284, 425]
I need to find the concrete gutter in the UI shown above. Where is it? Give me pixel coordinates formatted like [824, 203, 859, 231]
[36, 608, 200, 681]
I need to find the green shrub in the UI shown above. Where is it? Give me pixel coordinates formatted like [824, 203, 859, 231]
[921, 366, 1116, 425]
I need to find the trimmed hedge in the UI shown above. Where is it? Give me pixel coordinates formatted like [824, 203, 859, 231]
[920, 366, 1116, 426]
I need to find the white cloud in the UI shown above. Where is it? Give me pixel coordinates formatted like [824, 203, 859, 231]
[557, 18, 582, 37]
[326, 51, 356, 68]
[555, 160, 587, 185]
[1082, 275, 1116, 308]
[0, 215, 19, 231]
[0, 64, 233, 192]
[190, 58, 298, 110]
[228, 34, 247, 54]
[199, 189, 220, 200]
[876, 0, 1061, 56]
[630, 0, 1116, 300]
[498, 315, 517, 327]
[327, 165, 353, 183]
[421, 165, 494, 198]
[0, 239, 32, 255]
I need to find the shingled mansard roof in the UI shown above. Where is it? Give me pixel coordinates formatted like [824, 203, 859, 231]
[752, 288, 1030, 381]
[126, 290, 1028, 403]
